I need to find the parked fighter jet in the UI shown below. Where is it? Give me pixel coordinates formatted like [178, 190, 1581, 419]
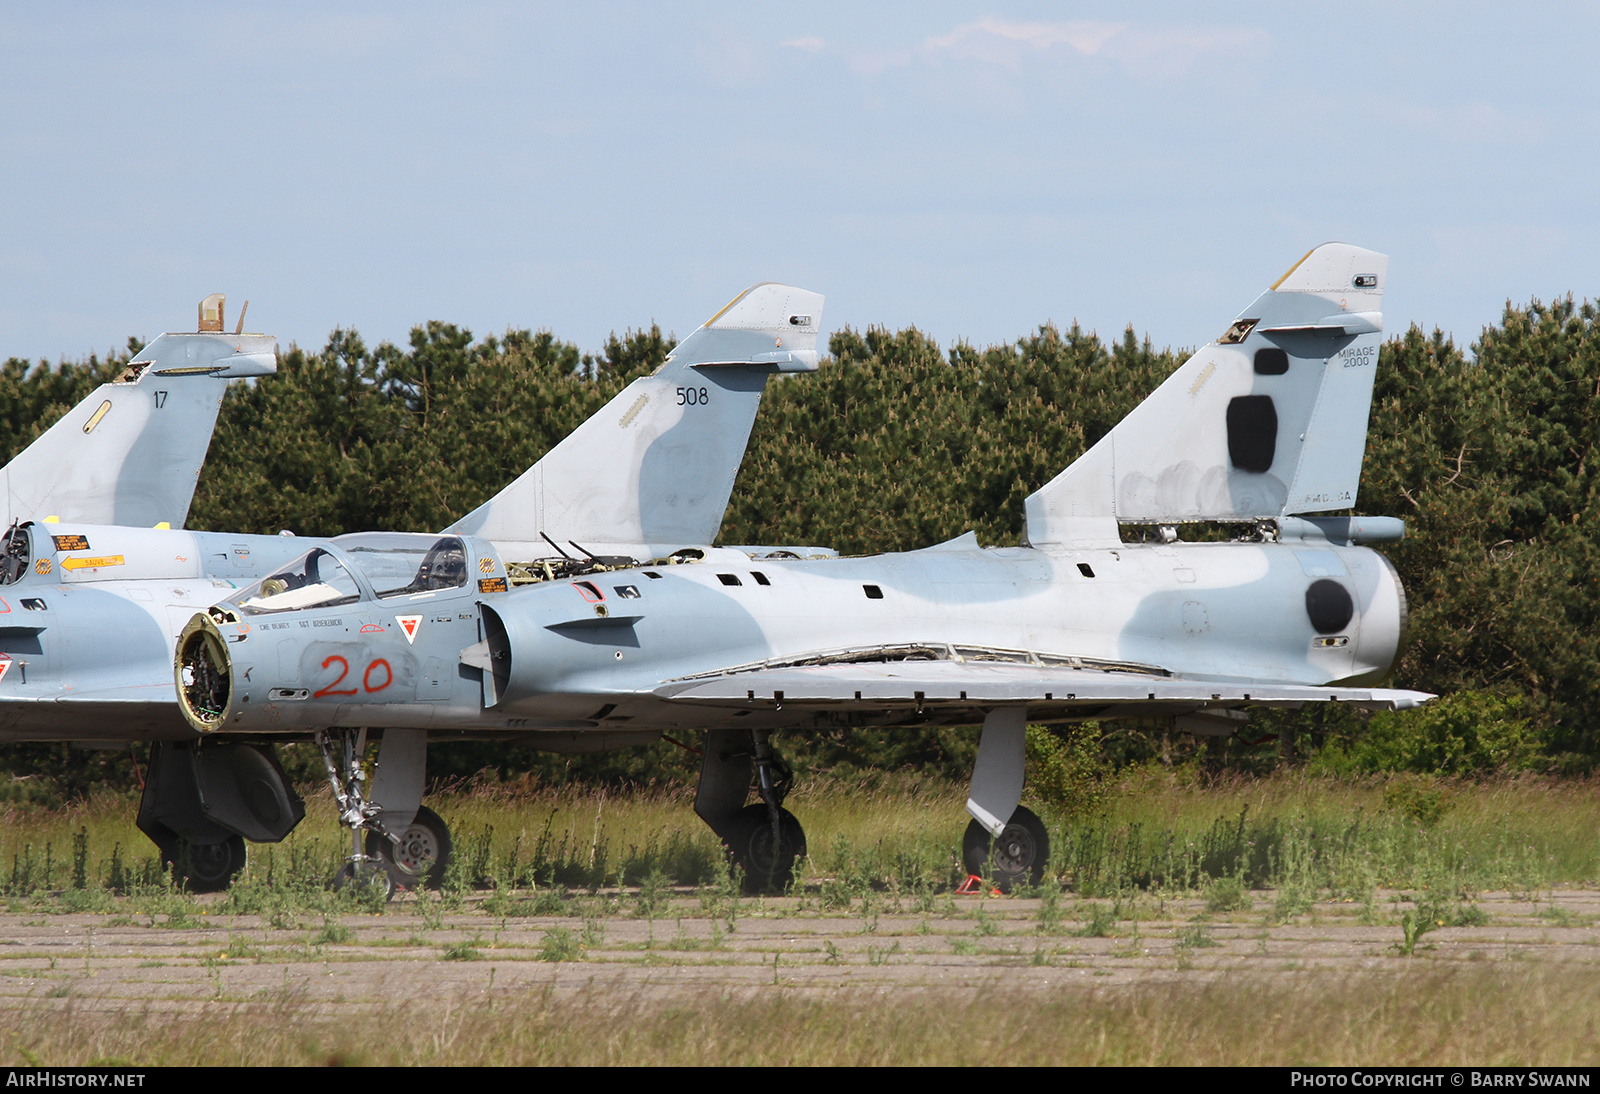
[176, 244, 1431, 894]
[2, 293, 274, 530]
[0, 295, 337, 886]
[0, 284, 826, 890]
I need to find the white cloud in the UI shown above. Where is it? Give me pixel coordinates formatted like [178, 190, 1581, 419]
[924, 17, 1124, 66]
[916, 17, 1266, 82]
[783, 36, 826, 53]
[1387, 101, 1549, 146]
[1097, 25, 1268, 80]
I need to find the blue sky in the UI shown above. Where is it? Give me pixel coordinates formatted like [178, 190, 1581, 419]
[1, 3, 1593, 363]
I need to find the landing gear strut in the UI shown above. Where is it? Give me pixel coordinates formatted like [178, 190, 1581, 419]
[316, 728, 452, 898]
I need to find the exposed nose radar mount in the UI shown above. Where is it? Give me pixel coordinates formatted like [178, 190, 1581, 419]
[176, 612, 233, 732]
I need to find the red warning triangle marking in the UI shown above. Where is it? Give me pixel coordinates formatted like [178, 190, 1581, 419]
[396, 615, 422, 644]
[0, 657, 12, 683]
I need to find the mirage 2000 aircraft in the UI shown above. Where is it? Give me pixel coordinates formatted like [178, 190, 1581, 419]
[0, 283, 827, 890]
[0, 295, 337, 883]
[174, 243, 1431, 894]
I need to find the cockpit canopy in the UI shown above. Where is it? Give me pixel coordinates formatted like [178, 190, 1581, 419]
[335, 532, 469, 597]
[223, 533, 470, 616]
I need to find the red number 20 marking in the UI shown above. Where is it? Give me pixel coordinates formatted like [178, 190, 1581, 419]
[313, 655, 393, 698]
[313, 655, 357, 698]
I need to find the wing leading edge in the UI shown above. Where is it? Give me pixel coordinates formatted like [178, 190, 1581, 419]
[654, 661, 1433, 717]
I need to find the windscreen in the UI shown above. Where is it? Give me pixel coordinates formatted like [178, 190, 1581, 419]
[334, 533, 468, 598]
[225, 548, 362, 615]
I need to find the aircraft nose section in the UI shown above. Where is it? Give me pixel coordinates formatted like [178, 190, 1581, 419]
[176, 612, 234, 732]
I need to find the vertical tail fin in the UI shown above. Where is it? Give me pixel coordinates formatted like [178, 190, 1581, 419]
[1025, 243, 1388, 546]
[0, 295, 276, 530]
[447, 283, 824, 555]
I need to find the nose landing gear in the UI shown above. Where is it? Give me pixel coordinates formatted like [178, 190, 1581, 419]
[316, 728, 452, 899]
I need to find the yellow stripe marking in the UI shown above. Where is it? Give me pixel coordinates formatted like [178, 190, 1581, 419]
[702, 287, 752, 328]
[82, 400, 112, 434]
[1270, 247, 1317, 290]
[62, 555, 125, 571]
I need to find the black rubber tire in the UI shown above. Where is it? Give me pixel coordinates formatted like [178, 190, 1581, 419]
[333, 859, 397, 902]
[962, 805, 1049, 892]
[365, 805, 452, 890]
[723, 803, 806, 894]
[173, 835, 247, 893]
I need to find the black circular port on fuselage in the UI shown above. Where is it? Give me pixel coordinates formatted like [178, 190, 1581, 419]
[1305, 579, 1354, 634]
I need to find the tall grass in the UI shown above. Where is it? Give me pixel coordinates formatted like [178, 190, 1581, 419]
[0, 768, 1592, 906]
[5, 964, 1596, 1066]
[1059, 767, 1600, 896]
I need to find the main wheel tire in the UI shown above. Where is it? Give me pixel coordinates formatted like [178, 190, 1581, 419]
[962, 805, 1049, 892]
[174, 835, 246, 893]
[365, 805, 452, 890]
[333, 859, 397, 902]
[723, 804, 806, 894]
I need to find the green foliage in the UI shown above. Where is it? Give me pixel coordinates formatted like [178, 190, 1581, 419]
[1381, 776, 1456, 828]
[1313, 691, 1542, 777]
[0, 348, 130, 459]
[1026, 724, 1109, 820]
[1365, 304, 1600, 761]
[310, 918, 354, 945]
[6, 293, 1600, 792]
[1204, 874, 1251, 912]
[191, 325, 618, 537]
[721, 322, 1175, 554]
[442, 938, 485, 961]
[537, 926, 580, 962]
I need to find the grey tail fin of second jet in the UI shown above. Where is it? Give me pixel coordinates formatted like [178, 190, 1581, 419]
[0, 294, 276, 530]
[1025, 243, 1388, 547]
[447, 283, 824, 556]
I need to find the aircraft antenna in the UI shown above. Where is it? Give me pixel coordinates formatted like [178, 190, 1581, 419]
[540, 532, 575, 560]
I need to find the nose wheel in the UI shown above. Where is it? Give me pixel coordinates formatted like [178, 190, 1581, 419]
[333, 858, 397, 902]
[365, 805, 453, 890]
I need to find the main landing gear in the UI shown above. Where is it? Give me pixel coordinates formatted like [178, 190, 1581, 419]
[317, 728, 453, 899]
[692, 715, 1053, 897]
[136, 740, 305, 893]
[959, 707, 1052, 892]
[962, 805, 1049, 891]
[695, 729, 807, 893]
[172, 835, 248, 894]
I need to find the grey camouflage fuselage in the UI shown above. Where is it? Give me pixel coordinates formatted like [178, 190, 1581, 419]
[183, 526, 1416, 742]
